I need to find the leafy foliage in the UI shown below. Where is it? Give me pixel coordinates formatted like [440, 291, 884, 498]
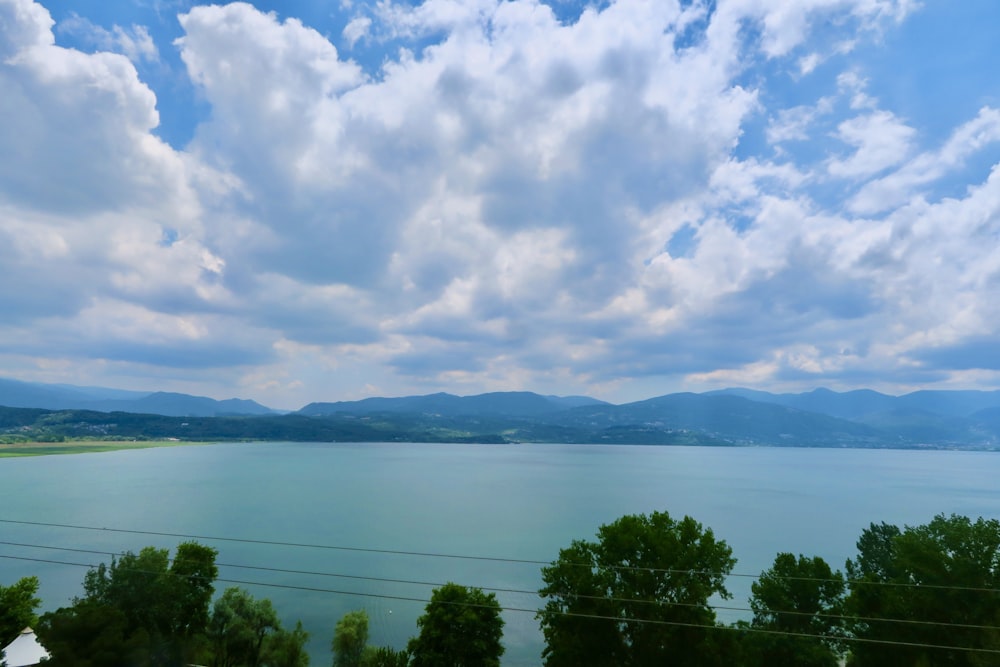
[38, 542, 218, 665]
[0, 576, 41, 647]
[208, 587, 283, 667]
[845, 514, 1000, 666]
[360, 645, 409, 667]
[37, 602, 152, 667]
[538, 511, 736, 667]
[742, 553, 846, 666]
[407, 583, 504, 667]
[332, 610, 369, 667]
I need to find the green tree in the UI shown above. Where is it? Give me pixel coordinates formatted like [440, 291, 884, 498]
[263, 620, 310, 667]
[332, 610, 369, 667]
[0, 576, 41, 646]
[360, 646, 409, 667]
[407, 583, 504, 667]
[208, 587, 281, 667]
[742, 553, 845, 667]
[37, 541, 217, 666]
[37, 602, 151, 667]
[169, 541, 220, 637]
[845, 514, 1000, 666]
[537, 511, 736, 667]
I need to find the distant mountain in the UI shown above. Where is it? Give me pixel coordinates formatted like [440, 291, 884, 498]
[3, 381, 1000, 448]
[706, 387, 1000, 447]
[852, 408, 997, 445]
[0, 378, 275, 417]
[706, 387, 899, 419]
[709, 387, 1000, 420]
[550, 393, 887, 447]
[894, 390, 1000, 418]
[98, 392, 276, 417]
[299, 391, 609, 418]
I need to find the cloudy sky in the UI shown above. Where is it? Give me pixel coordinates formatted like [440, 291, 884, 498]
[1, 0, 998, 409]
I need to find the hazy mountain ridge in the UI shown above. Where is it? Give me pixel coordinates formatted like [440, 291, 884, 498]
[2, 379, 1000, 448]
[0, 379, 275, 417]
[707, 387, 1000, 419]
[299, 391, 610, 418]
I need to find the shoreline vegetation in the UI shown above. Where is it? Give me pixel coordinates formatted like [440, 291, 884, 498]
[0, 439, 220, 458]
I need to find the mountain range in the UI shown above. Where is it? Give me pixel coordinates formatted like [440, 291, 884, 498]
[0, 378, 274, 417]
[2, 378, 1000, 449]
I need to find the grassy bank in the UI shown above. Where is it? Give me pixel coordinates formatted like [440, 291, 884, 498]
[0, 440, 219, 458]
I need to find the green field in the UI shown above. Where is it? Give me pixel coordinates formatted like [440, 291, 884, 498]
[0, 440, 218, 458]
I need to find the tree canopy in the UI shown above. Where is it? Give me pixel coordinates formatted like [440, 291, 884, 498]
[538, 510, 736, 667]
[742, 553, 846, 666]
[407, 583, 505, 667]
[845, 514, 1000, 666]
[40, 541, 218, 666]
[332, 609, 369, 667]
[0, 576, 41, 647]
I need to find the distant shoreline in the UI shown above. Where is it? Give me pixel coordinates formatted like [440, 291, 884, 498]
[0, 440, 221, 458]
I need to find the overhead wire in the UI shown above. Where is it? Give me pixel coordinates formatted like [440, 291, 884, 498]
[2, 551, 999, 657]
[4, 517, 999, 594]
[2, 538, 1000, 634]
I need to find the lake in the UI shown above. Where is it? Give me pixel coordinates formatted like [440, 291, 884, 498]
[2, 442, 999, 665]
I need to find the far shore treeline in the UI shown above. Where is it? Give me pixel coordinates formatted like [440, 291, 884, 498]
[2, 511, 998, 666]
[3, 385, 1000, 449]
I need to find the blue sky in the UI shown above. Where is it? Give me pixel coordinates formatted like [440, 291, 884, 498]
[1, 0, 999, 409]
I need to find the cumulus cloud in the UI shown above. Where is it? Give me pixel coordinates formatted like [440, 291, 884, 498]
[849, 107, 1000, 213]
[1, 0, 999, 406]
[827, 110, 916, 178]
[0, 0, 243, 380]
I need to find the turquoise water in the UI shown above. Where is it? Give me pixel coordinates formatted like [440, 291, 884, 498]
[2, 442, 999, 665]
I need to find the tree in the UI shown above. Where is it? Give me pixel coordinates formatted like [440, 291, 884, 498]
[169, 541, 220, 638]
[742, 553, 846, 666]
[263, 620, 310, 667]
[332, 610, 369, 667]
[37, 542, 217, 666]
[537, 511, 736, 667]
[407, 583, 504, 667]
[845, 514, 1000, 666]
[37, 602, 151, 667]
[208, 587, 281, 667]
[0, 576, 41, 646]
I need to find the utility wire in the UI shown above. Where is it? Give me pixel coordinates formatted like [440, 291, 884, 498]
[3, 540, 999, 633]
[4, 517, 999, 594]
[2, 552, 999, 657]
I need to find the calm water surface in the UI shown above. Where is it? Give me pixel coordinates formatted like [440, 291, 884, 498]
[2, 442, 999, 665]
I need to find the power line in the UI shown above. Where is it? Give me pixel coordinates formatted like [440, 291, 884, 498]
[4, 517, 999, 594]
[0, 517, 547, 564]
[3, 539, 999, 634]
[3, 552, 999, 657]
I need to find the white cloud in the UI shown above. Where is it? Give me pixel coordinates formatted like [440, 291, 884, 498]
[0, 0, 241, 374]
[342, 15, 372, 47]
[849, 107, 1000, 213]
[712, 0, 919, 59]
[58, 13, 160, 63]
[798, 52, 821, 75]
[2, 0, 999, 402]
[827, 110, 916, 178]
[767, 97, 834, 144]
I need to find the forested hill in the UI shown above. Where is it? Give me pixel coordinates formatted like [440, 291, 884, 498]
[3, 388, 1000, 448]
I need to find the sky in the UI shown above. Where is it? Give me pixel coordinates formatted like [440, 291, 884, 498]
[0, 0, 998, 410]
